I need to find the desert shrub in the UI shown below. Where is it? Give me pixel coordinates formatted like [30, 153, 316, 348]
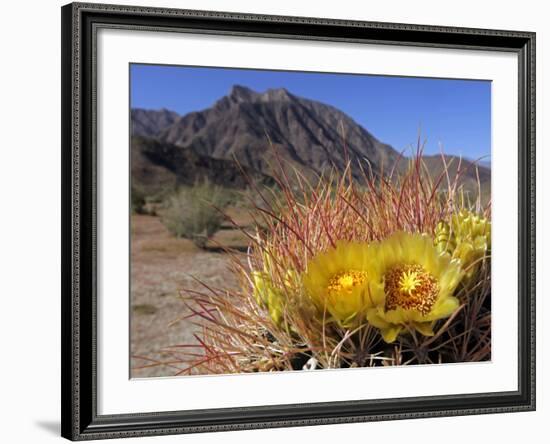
[147, 185, 178, 204]
[160, 181, 232, 248]
[131, 186, 146, 214]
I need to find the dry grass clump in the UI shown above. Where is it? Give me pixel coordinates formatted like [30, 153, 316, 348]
[136, 143, 491, 375]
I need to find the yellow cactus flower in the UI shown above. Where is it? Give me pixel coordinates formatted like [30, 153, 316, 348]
[435, 210, 491, 279]
[366, 232, 463, 343]
[303, 242, 382, 327]
[251, 246, 300, 327]
[252, 270, 285, 326]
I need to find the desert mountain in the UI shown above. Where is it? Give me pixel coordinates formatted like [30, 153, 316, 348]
[131, 135, 273, 195]
[396, 154, 491, 203]
[131, 108, 180, 138]
[131, 85, 489, 196]
[133, 85, 400, 182]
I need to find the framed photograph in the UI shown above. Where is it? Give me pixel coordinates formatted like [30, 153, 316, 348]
[61, 2, 536, 440]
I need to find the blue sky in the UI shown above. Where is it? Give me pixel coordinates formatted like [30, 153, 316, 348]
[130, 64, 491, 161]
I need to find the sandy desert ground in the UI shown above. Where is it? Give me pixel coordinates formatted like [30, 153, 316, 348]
[130, 212, 250, 378]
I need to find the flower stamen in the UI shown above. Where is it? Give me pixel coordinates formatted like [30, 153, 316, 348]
[327, 270, 368, 296]
[399, 270, 422, 295]
[384, 264, 439, 315]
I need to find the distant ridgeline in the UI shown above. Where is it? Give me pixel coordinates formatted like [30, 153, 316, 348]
[131, 85, 490, 198]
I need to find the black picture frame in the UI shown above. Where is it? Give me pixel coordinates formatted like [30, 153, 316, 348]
[61, 2, 536, 440]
